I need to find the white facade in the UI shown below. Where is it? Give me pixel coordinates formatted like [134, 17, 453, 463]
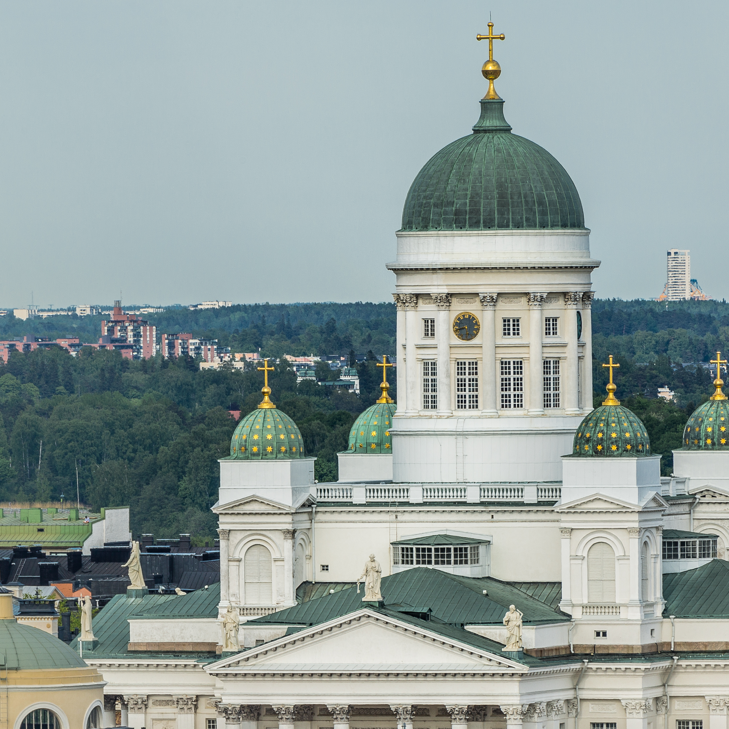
[666, 249, 691, 300]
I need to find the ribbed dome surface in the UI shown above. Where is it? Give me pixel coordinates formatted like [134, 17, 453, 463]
[0, 618, 87, 670]
[230, 408, 305, 460]
[401, 100, 585, 232]
[347, 402, 396, 454]
[572, 404, 651, 457]
[683, 399, 729, 449]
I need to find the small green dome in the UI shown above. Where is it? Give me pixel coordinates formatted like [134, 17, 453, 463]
[0, 615, 87, 670]
[230, 408, 305, 460]
[347, 401, 396, 454]
[683, 399, 729, 449]
[572, 404, 651, 457]
[400, 100, 585, 232]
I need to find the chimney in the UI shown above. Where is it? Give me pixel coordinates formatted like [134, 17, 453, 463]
[59, 611, 72, 643]
[179, 534, 191, 551]
[66, 549, 83, 573]
[141, 534, 154, 550]
[38, 562, 60, 586]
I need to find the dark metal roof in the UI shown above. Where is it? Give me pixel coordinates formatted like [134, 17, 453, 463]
[663, 530, 717, 540]
[663, 559, 729, 618]
[392, 535, 487, 546]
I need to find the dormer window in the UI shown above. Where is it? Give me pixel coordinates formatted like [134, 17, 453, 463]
[391, 534, 490, 577]
[662, 530, 717, 574]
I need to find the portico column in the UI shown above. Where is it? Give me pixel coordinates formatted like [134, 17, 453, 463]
[327, 705, 352, 729]
[446, 706, 469, 729]
[394, 294, 408, 412]
[124, 695, 147, 729]
[500, 705, 529, 729]
[479, 294, 498, 415]
[581, 292, 594, 410]
[283, 530, 295, 605]
[119, 697, 128, 728]
[391, 705, 415, 729]
[103, 695, 117, 728]
[564, 293, 582, 414]
[219, 704, 243, 728]
[218, 529, 230, 604]
[621, 700, 652, 729]
[433, 294, 452, 414]
[707, 697, 729, 729]
[528, 294, 546, 415]
[175, 695, 197, 729]
[274, 705, 296, 729]
[400, 294, 419, 413]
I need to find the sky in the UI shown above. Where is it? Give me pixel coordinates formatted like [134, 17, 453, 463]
[0, 1, 727, 308]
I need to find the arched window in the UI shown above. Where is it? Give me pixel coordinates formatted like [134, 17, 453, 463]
[641, 542, 650, 602]
[294, 541, 306, 588]
[587, 542, 616, 603]
[86, 706, 102, 728]
[244, 544, 272, 604]
[21, 709, 61, 729]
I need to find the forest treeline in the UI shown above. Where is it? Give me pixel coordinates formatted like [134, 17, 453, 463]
[0, 298, 728, 538]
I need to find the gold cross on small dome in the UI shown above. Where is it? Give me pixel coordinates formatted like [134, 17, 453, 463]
[602, 355, 620, 406]
[476, 22, 505, 100]
[257, 358, 277, 409]
[710, 351, 728, 401]
[376, 355, 394, 404]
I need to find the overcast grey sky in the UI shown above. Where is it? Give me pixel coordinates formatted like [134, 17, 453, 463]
[0, 1, 726, 308]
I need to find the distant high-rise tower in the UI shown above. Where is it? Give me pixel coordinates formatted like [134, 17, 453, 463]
[665, 249, 691, 300]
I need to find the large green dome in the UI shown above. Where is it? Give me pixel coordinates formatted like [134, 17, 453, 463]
[346, 401, 396, 454]
[230, 407, 305, 460]
[400, 100, 585, 232]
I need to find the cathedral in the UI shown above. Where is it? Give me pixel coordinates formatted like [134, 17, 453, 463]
[81, 25, 729, 729]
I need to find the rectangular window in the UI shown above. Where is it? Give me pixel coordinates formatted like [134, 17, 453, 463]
[545, 317, 559, 336]
[456, 360, 479, 409]
[469, 545, 480, 564]
[453, 546, 469, 565]
[433, 547, 451, 565]
[208, 720, 218, 729]
[423, 361, 438, 410]
[320, 564, 329, 571]
[500, 360, 524, 409]
[662, 541, 678, 560]
[680, 540, 697, 559]
[699, 539, 717, 559]
[594, 630, 607, 638]
[415, 546, 432, 565]
[591, 724, 617, 729]
[423, 318, 435, 338]
[502, 317, 521, 337]
[677, 722, 703, 729]
[397, 546, 413, 565]
[543, 359, 561, 408]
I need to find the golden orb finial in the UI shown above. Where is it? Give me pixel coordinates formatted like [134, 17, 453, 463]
[710, 351, 728, 401]
[602, 355, 621, 406]
[476, 21, 506, 100]
[376, 355, 394, 404]
[257, 358, 277, 409]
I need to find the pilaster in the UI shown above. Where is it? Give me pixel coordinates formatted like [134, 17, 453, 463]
[480, 293, 498, 415]
[564, 292, 582, 414]
[391, 705, 415, 729]
[621, 699, 652, 729]
[394, 294, 408, 412]
[218, 529, 230, 605]
[274, 705, 297, 729]
[528, 293, 547, 415]
[175, 695, 197, 729]
[433, 293, 452, 415]
[581, 292, 594, 410]
[283, 529, 296, 605]
[707, 697, 729, 729]
[219, 704, 243, 728]
[501, 704, 530, 729]
[446, 706, 470, 729]
[103, 695, 118, 728]
[399, 294, 419, 414]
[124, 695, 147, 729]
[559, 527, 573, 613]
[328, 705, 352, 729]
[546, 701, 565, 729]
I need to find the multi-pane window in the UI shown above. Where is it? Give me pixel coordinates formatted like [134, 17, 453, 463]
[415, 546, 432, 565]
[545, 317, 559, 336]
[393, 546, 414, 565]
[664, 538, 717, 559]
[423, 318, 435, 338]
[543, 359, 560, 408]
[680, 540, 697, 559]
[207, 720, 218, 729]
[662, 540, 679, 560]
[502, 317, 521, 337]
[20, 711, 61, 729]
[500, 360, 524, 409]
[456, 360, 479, 409]
[677, 721, 703, 729]
[423, 361, 438, 409]
[700, 539, 718, 558]
[590, 723, 617, 729]
[434, 547, 450, 565]
[453, 546, 469, 565]
[394, 545, 480, 566]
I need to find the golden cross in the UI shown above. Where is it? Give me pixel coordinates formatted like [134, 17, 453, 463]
[377, 355, 393, 384]
[376, 355, 394, 404]
[602, 354, 620, 385]
[476, 21, 505, 62]
[710, 351, 728, 401]
[602, 355, 620, 406]
[257, 358, 274, 388]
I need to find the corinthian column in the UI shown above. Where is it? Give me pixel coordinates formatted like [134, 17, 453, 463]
[446, 706, 469, 729]
[327, 705, 352, 729]
[564, 293, 582, 414]
[218, 529, 230, 605]
[500, 705, 529, 729]
[479, 294, 498, 415]
[432, 293, 452, 414]
[528, 293, 547, 415]
[396, 294, 419, 413]
[175, 696, 197, 729]
[274, 706, 296, 729]
[707, 697, 729, 729]
[581, 292, 594, 411]
[393, 294, 407, 412]
[282, 529, 295, 605]
[124, 696, 147, 729]
[391, 705, 415, 729]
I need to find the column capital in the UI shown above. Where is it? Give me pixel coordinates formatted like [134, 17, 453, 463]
[560, 527, 572, 537]
[546, 701, 565, 718]
[273, 706, 297, 722]
[564, 292, 583, 308]
[431, 293, 452, 309]
[175, 695, 197, 714]
[446, 706, 470, 723]
[627, 527, 642, 537]
[391, 706, 415, 722]
[499, 705, 529, 724]
[566, 700, 578, 718]
[282, 529, 296, 540]
[479, 293, 498, 308]
[621, 699, 652, 717]
[394, 293, 418, 310]
[327, 705, 352, 722]
[218, 704, 243, 721]
[582, 291, 595, 308]
[525, 702, 547, 721]
[218, 529, 230, 541]
[707, 697, 729, 715]
[655, 697, 668, 715]
[124, 695, 147, 712]
[527, 292, 547, 307]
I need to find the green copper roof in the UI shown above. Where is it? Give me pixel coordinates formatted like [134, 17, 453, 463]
[664, 529, 718, 540]
[392, 534, 486, 546]
[228, 407, 305, 460]
[663, 560, 729, 618]
[400, 99, 585, 232]
[346, 401, 396, 454]
[682, 398, 729, 450]
[0, 618, 87, 670]
[572, 404, 651, 457]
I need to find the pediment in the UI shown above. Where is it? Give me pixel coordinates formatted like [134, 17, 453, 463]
[691, 487, 729, 500]
[207, 610, 524, 674]
[557, 493, 638, 512]
[213, 494, 293, 513]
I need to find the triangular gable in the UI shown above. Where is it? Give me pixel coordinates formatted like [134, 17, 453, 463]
[556, 493, 640, 512]
[691, 487, 729, 500]
[213, 494, 294, 513]
[207, 609, 525, 674]
[640, 492, 669, 510]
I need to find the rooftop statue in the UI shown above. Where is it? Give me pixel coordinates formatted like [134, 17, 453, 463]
[357, 554, 383, 602]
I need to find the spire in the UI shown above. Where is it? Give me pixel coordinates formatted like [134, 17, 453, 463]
[476, 21, 506, 100]
[376, 355, 394, 404]
[257, 359, 276, 409]
[710, 351, 728, 401]
[602, 355, 621, 406]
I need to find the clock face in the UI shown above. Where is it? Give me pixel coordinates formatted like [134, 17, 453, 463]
[453, 312, 481, 341]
